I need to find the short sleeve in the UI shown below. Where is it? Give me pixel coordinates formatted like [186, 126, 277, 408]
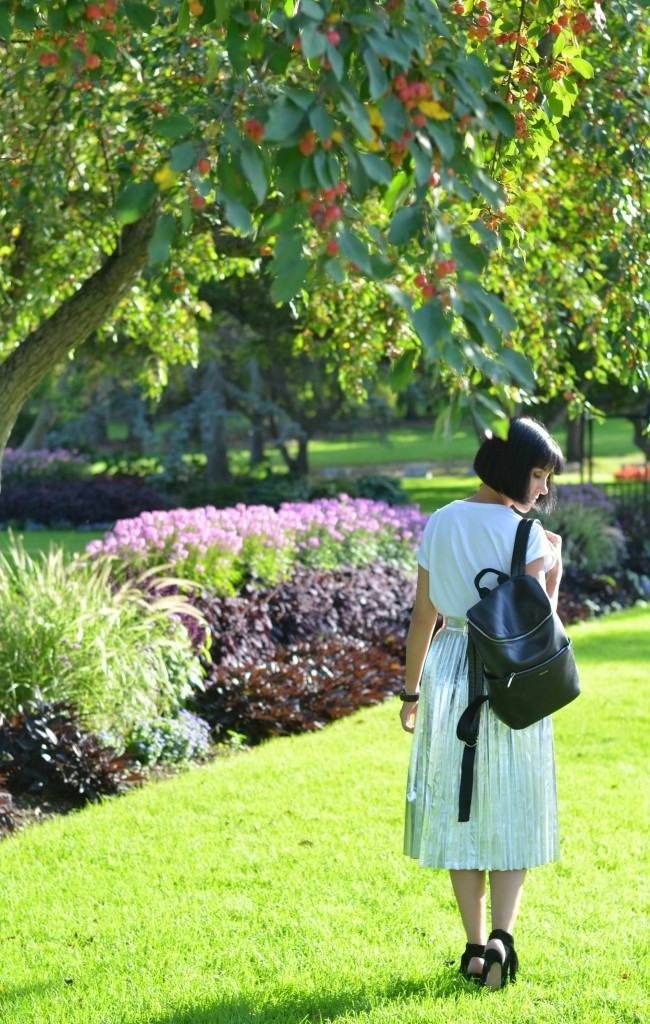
[526, 519, 556, 573]
[416, 511, 436, 570]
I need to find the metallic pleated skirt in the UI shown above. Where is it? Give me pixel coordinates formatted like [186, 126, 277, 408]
[404, 618, 560, 871]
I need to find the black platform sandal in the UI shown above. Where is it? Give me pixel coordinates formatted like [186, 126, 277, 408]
[481, 929, 518, 989]
[459, 942, 485, 981]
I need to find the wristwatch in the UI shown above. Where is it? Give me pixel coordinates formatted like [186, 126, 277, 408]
[399, 688, 420, 702]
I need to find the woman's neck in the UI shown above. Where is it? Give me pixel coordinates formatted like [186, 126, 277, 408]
[465, 485, 512, 506]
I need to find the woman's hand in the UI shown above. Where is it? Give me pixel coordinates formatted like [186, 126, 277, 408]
[400, 699, 418, 733]
[544, 529, 563, 610]
[545, 529, 563, 575]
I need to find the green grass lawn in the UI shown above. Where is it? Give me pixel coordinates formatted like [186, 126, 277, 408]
[229, 415, 643, 481]
[0, 529, 103, 558]
[1, 605, 648, 1024]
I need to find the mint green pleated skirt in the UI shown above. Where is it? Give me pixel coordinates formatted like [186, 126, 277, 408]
[404, 619, 560, 870]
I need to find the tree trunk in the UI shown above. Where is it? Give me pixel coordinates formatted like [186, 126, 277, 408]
[17, 400, 57, 450]
[566, 415, 585, 463]
[203, 360, 230, 485]
[277, 437, 309, 476]
[630, 414, 650, 460]
[0, 206, 158, 483]
[250, 421, 266, 465]
[247, 358, 266, 466]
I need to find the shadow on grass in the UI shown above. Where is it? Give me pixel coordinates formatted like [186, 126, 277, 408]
[142, 971, 482, 1024]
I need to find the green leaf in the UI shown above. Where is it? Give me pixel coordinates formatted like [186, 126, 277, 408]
[488, 103, 516, 139]
[325, 258, 345, 285]
[500, 348, 536, 391]
[380, 95, 407, 141]
[240, 140, 268, 203]
[384, 284, 414, 315]
[571, 56, 594, 79]
[411, 142, 433, 188]
[115, 182, 158, 225]
[220, 194, 253, 235]
[196, 0, 217, 26]
[347, 154, 370, 199]
[340, 97, 373, 141]
[177, 0, 190, 33]
[263, 98, 307, 142]
[383, 171, 411, 214]
[391, 349, 417, 393]
[0, 6, 11, 40]
[300, 0, 325, 20]
[326, 41, 345, 81]
[451, 236, 488, 275]
[15, 6, 38, 31]
[370, 254, 396, 280]
[363, 48, 389, 101]
[428, 124, 456, 162]
[309, 106, 336, 142]
[478, 291, 518, 335]
[338, 230, 372, 275]
[301, 24, 327, 59]
[155, 115, 193, 140]
[358, 153, 393, 185]
[412, 301, 452, 359]
[314, 150, 336, 189]
[366, 28, 411, 67]
[387, 205, 422, 246]
[169, 142, 196, 173]
[147, 213, 176, 266]
[270, 259, 309, 302]
[463, 315, 501, 354]
[124, 1, 157, 30]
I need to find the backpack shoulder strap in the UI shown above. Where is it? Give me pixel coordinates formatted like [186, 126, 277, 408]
[510, 517, 535, 577]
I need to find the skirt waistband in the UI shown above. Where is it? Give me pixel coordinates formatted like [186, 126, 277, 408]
[444, 616, 468, 632]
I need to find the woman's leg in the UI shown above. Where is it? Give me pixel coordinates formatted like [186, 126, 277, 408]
[480, 869, 526, 987]
[488, 869, 526, 934]
[449, 870, 487, 974]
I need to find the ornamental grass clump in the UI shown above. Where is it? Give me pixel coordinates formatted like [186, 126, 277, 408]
[544, 484, 626, 572]
[86, 498, 427, 595]
[0, 537, 204, 737]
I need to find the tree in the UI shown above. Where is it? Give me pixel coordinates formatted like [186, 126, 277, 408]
[0, 0, 643, 479]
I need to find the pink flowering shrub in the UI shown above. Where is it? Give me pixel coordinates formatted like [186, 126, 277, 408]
[86, 498, 427, 595]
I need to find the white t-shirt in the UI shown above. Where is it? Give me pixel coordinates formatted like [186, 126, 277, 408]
[416, 500, 556, 618]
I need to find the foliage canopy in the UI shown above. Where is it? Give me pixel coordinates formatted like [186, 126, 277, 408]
[0, 0, 648, 446]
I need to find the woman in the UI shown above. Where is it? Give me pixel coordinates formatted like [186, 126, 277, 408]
[400, 417, 564, 990]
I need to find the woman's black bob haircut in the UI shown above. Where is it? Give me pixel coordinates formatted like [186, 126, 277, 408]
[473, 417, 564, 511]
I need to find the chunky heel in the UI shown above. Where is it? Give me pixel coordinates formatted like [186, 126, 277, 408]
[459, 942, 485, 981]
[481, 929, 518, 989]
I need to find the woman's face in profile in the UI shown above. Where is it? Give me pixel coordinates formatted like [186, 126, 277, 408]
[511, 467, 551, 513]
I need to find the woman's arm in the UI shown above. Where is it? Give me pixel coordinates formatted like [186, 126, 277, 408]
[526, 530, 563, 612]
[400, 565, 439, 734]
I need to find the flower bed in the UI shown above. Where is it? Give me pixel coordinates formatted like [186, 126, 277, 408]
[3, 447, 91, 481]
[614, 464, 650, 481]
[86, 497, 428, 594]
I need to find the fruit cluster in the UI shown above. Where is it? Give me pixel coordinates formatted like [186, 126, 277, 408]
[414, 259, 457, 300]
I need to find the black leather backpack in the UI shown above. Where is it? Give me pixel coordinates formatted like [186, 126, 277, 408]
[456, 517, 581, 821]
